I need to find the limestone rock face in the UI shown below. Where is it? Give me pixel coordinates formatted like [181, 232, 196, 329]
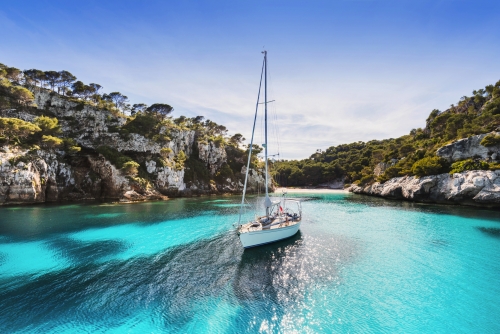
[436, 132, 500, 162]
[35, 90, 126, 146]
[373, 159, 397, 177]
[0, 91, 268, 204]
[94, 129, 194, 155]
[0, 149, 45, 204]
[145, 160, 186, 192]
[241, 166, 271, 192]
[198, 141, 227, 175]
[86, 154, 130, 198]
[103, 133, 162, 153]
[0, 149, 76, 204]
[0, 148, 119, 204]
[348, 170, 500, 207]
[170, 129, 196, 156]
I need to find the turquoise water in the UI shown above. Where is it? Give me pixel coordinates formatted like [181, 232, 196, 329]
[1, 193, 500, 333]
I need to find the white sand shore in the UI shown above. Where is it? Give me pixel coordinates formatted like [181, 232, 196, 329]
[274, 187, 347, 193]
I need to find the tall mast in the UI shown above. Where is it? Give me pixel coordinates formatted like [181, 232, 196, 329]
[263, 50, 272, 216]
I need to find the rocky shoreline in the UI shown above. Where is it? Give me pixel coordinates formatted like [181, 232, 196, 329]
[347, 131, 500, 208]
[348, 170, 500, 208]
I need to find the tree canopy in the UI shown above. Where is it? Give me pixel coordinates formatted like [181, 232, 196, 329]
[0, 117, 41, 143]
[34, 116, 61, 136]
[1, 61, 177, 118]
[146, 103, 174, 119]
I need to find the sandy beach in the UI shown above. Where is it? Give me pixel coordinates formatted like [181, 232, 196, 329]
[274, 187, 347, 193]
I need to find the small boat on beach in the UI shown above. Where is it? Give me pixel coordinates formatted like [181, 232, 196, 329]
[236, 51, 302, 248]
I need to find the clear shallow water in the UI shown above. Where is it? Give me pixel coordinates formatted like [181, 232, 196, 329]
[1, 193, 500, 333]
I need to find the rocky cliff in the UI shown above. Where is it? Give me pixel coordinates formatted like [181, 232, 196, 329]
[0, 90, 270, 205]
[347, 129, 500, 207]
[348, 170, 500, 207]
[436, 132, 500, 162]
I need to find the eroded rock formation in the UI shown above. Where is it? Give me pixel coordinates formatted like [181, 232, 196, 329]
[437, 132, 500, 162]
[348, 170, 500, 207]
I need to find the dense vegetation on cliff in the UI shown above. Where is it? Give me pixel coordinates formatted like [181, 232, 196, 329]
[272, 80, 500, 187]
[0, 62, 263, 201]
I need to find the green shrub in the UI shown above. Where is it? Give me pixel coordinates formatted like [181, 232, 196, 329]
[34, 116, 61, 136]
[129, 176, 151, 189]
[174, 150, 186, 170]
[483, 98, 500, 115]
[42, 135, 63, 148]
[63, 138, 76, 147]
[378, 166, 403, 183]
[184, 156, 210, 184]
[160, 147, 173, 158]
[121, 113, 157, 138]
[358, 174, 374, 186]
[0, 117, 41, 144]
[96, 146, 134, 169]
[480, 133, 500, 147]
[399, 144, 414, 156]
[411, 156, 448, 177]
[28, 145, 40, 153]
[62, 138, 81, 154]
[68, 146, 81, 153]
[215, 163, 234, 183]
[213, 135, 226, 147]
[122, 161, 140, 176]
[0, 77, 12, 88]
[225, 145, 245, 177]
[164, 158, 173, 168]
[151, 132, 171, 143]
[449, 159, 489, 174]
[10, 86, 34, 106]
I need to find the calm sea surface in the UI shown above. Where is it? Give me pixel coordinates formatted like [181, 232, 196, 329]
[1, 192, 500, 333]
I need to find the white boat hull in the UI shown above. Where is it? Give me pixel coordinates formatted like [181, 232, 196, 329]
[239, 222, 301, 248]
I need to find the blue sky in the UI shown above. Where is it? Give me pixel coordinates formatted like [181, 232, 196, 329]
[1, 0, 500, 159]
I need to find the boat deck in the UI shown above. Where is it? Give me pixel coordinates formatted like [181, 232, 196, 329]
[239, 217, 301, 234]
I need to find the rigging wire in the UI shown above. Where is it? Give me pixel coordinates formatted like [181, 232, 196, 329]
[238, 57, 265, 225]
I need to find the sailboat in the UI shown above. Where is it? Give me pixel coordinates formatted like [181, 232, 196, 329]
[236, 51, 302, 248]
